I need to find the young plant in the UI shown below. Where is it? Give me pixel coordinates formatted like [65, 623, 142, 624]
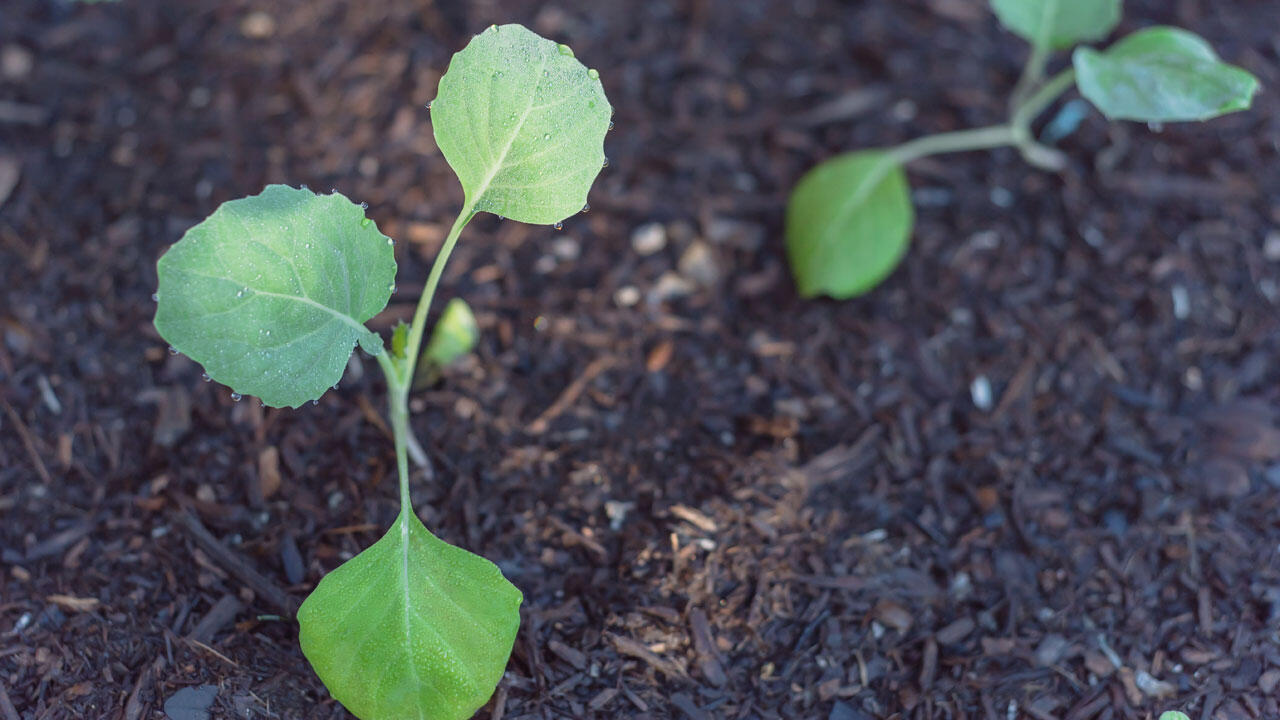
[786, 1, 1260, 299]
[152, 24, 612, 720]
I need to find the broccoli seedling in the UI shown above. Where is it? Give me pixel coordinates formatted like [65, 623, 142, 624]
[152, 24, 611, 720]
[786, 1, 1260, 299]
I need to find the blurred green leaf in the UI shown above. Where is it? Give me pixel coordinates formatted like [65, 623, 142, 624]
[991, 0, 1121, 49]
[1158, 713, 1191, 720]
[424, 298, 479, 368]
[432, 24, 612, 226]
[1074, 26, 1259, 122]
[154, 185, 395, 408]
[298, 510, 522, 720]
[785, 151, 914, 299]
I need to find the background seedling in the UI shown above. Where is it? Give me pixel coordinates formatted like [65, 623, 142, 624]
[786, 0, 1260, 299]
[153, 23, 611, 720]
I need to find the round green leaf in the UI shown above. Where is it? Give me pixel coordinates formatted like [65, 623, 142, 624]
[991, 0, 1121, 49]
[431, 24, 612, 226]
[154, 185, 396, 408]
[785, 150, 915, 299]
[1073, 26, 1260, 122]
[298, 511, 522, 720]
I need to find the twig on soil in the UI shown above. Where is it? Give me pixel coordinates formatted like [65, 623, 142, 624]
[187, 594, 244, 644]
[2, 398, 51, 483]
[525, 355, 616, 435]
[172, 510, 298, 616]
[0, 681, 20, 720]
[122, 657, 162, 720]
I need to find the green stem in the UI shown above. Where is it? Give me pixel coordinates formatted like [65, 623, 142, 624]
[885, 124, 1020, 165]
[1010, 41, 1050, 110]
[377, 200, 477, 514]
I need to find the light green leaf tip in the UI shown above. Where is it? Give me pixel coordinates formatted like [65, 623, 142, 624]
[424, 298, 479, 368]
[430, 23, 612, 226]
[785, 150, 915, 299]
[298, 510, 522, 720]
[990, 0, 1121, 49]
[154, 184, 396, 408]
[1158, 713, 1191, 720]
[1074, 26, 1260, 122]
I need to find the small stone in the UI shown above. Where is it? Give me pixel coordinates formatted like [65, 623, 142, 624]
[1034, 634, 1069, 666]
[1134, 670, 1176, 698]
[1258, 668, 1280, 694]
[647, 272, 693, 304]
[164, 685, 218, 720]
[630, 222, 666, 255]
[240, 11, 276, 39]
[970, 375, 994, 411]
[1, 44, 34, 81]
[1264, 231, 1280, 261]
[678, 241, 720, 287]
[613, 285, 640, 307]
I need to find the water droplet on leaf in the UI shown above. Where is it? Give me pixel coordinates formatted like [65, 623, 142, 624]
[608, 121, 615, 131]
[167, 346, 178, 355]
[602, 157, 610, 168]
[557, 44, 574, 57]
[360, 201, 368, 210]
[360, 218, 371, 228]
[311, 399, 319, 406]
[230, 392, 242, 402]
[543, 133, 551, 140]
[386, 237, 394, 245]
[151, 293, 159, 302]
[588, 68, 599, 80]
[554, 221, 563, 230]
[201, 373, 211, 382]
[581, 203, 590, 214]
[425, 100, 433, 110]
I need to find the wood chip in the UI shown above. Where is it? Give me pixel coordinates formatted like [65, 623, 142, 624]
[47, 594, 99, 612]
[609, 633, 686, 678]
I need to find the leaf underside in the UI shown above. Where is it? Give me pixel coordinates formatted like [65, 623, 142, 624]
[785, 150, 915, 300]
[990, 0, 1121, 49]
[431, 23, 613, 226]
[154, 185, 395, 408]
[298, 511, 522, 720]
[1074, 26, 1260, 122]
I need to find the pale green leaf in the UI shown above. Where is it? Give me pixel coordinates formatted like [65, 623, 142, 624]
[1158, 713, 1191, 720]
[991, 0, 1121, 49]
[424, 298, 479, 368]
[785, 151, 915, 299]
[298, 510, 522, 720]
[154, 185, 395, 408]
[1073, 26, 1260, 122]
[431, 24, 612, 226]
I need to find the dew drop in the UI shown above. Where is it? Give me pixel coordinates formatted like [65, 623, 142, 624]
[581, 203, 590, 214]
[557, 44, 574, 57]
[386, 237, 394, 245]
[311, 399, 319, 406]
[301, 184, 309, 191]
[167, 345, 178, 355]
[554, 221, 563, 230]
[389, 283, 397, 293]
[488, 24, 498, 33]
[230, 392, 242, 402]
[543, 69, 550, 78]
[360, 201, 369, 210]
[330, 187, 337, 193]
[151, 293, 159, 302]
[492, 70, 503, 80]
[543, 133, 551, 140]
[332, 383, 339, 391]
[426, 100, 433, 110]
[587, 68, 599, 80]
[360, 218, 371, 228]
[236, 289, 245, 298]
[608, 121, 615, 131]
[602, 156, 610, 168]
[258, 399, 265, 407]
[201, 373, 211, 382]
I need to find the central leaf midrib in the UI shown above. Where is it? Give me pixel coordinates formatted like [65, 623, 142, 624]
[467, 56, 551, 211]
[179, 268, 368, 337]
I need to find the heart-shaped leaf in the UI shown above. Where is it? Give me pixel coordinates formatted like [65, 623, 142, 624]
[431, 24, 612, 226]
[991, 0, 1121, 49]
[298, 510, 522, 720]
[1073, 26, 1260, 122]
[785, 150, 915, 299]
[154, 185, 395, 408]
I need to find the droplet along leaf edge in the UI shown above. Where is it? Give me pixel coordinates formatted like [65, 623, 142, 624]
[430, 23, 613, 227]
[154, 184, 396, 408]
[298, 510, 522, 720]
[1073, 26, 1260, 123]
[785, 150, 916, 300]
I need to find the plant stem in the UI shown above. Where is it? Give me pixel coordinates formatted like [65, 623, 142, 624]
[377, 200, 476, 515]
[885, 125, 1019, 166]
[1009, 41, 1050, 111]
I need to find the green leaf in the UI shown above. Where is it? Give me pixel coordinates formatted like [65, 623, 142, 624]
[1158, 713, 1191, 720]
[298, 510, 522, 720]
[785, 150, 915, 299]
[1073, 26, 1260, 122]
[991, 0, 1121, 49]
[154, 185, 395, 408]
[431, 24, 612, 226]
[424, 298, 479, 368]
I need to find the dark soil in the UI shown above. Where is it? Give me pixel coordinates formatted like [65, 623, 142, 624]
[3, 0, 1280, 718]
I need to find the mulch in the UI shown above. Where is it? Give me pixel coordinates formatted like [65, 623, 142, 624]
[2, 0, 1279, 718]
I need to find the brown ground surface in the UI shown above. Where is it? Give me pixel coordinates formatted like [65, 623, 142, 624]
[3, 0, 1280, 718]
